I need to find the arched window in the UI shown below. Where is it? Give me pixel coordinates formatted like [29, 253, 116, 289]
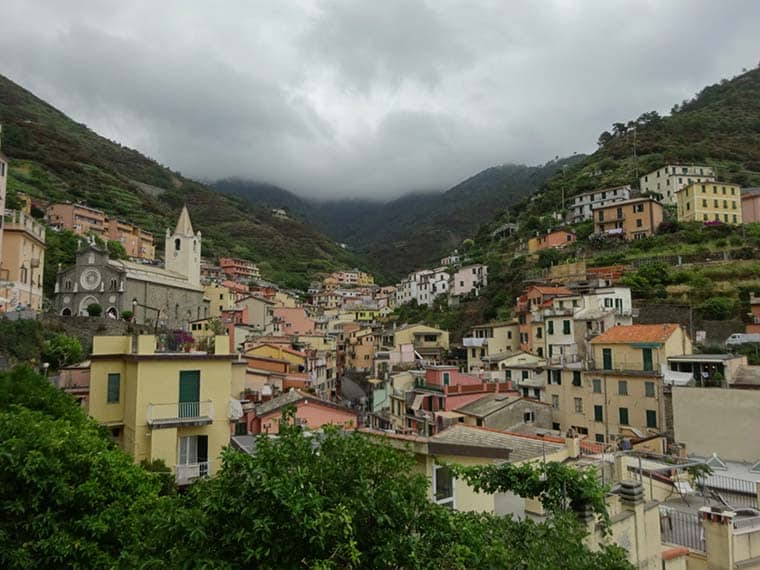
[65, 279, 72, 291]
[109, 279, 117, 291]
[174, 238, 181, 251]
[61, 308, 72, 317]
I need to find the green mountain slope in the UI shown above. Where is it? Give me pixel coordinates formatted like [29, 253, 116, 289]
[0, 74, 367, 290]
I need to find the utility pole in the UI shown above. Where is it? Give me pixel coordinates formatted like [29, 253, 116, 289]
[631, 126, 639, 188]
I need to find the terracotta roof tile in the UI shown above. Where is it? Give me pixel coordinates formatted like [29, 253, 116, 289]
[591, 324, 680, 344]
[530, 286, 573, 295]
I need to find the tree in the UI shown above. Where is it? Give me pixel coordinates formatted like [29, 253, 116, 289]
[87, 303, 103, 317]
[42, 333, 83, 370]
[597, 131, 613, 147]
[0, 368, 167, 568]
[106, 240, 129, 260]
[0, 370, 633, 569]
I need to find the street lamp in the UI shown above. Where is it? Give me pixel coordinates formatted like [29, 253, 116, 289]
[132, 298, 161, 334]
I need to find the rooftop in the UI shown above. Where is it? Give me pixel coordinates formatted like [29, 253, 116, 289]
[591, 323, 680, 344]
[454, 394, 522, 418]
[431, 425, 565, 463]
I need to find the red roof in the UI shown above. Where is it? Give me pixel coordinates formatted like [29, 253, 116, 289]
[591, 324, 680, 344]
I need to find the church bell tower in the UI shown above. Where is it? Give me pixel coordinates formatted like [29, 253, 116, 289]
[164, 205, 201, 286]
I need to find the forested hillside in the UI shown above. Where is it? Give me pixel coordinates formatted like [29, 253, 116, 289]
[217, 158, 582, 280]
[0, 74, 367, 290]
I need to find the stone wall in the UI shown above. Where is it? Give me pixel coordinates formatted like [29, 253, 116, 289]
[40, 315, 149, 356]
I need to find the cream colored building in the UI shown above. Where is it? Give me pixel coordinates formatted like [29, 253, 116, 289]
[463, 320, 520, 373]
[204, 284, 236, 318]
[88, 334, 245, 485]
[0, 209, 46, 312]
[676, 181, 742, 225]
[640, 164, 715, 205]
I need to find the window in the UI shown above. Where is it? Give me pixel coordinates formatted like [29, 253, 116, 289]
[471, 348, 476, 357]
[563, 320, 571, 334]
[547, 321, 554, 335]
[551, 370, 562, 385]
[574, 398, 583, 413]
[594, 405, 603, 422]
[619, 407, 629, 426]
[521, 370, 529, 380]
[602, 348, 612, 370]
[636, 219, 643, 227]
[423, 335, 438, 342]
[646, 410, 657, 429]
[642, 348, 653, 371]
[616, 207, 622, 219]
[523, 411, 535, 423]
[702, 199, 707, 207]
[595, 434, 605, 443]
[536, 347, 543, 357]
[433, 465, 455, 508]
[178, 435, 209, 477]
[442, 372, 450, 386]
[552, 422, 561, 431]
[179, 371, 201, 417]
[505, 370, 512, 380]
[572, 371, 581, 386]
[618, 380, 628, 395]
[732, 201, 737, 209]
[536, 327, 543, 339]
[645, 381, 655, 397]
[733, 215, 737, 223]
[723, 200, 728, 208]
[174, 238, 181, 251]
[107, 373, 120, 403]
[714, 199, 718, 207]
[234, 422, 248, 436]
[592, 379, 602, 393]
[551, 395, 559, 409]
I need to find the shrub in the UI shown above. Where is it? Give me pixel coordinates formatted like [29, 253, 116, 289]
[698, 296, 737, 320]
[86, 303, 102, 317]
[121, 310, 134, 321]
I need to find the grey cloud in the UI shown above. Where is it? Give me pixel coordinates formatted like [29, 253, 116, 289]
[0, 0, 759, 199]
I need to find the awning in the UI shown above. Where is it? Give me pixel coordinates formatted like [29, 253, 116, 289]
[411, 394, 425, 409]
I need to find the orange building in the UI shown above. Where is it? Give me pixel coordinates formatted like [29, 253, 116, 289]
[527, 230, 576, 253]
[104, 218, 155, 259]
[247, 389, 357, 435]
[514, 286, 572, 354]
[219, 257, 260, 281]
[46, 203, 106, 236]
[593, 197, 664, 240]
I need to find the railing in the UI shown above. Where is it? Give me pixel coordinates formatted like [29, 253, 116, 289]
[660, 507, 705, 552]
[147, 401, 214, 425]
[463, 337, 487, 347]
[733, 515, 760, 533]
[696, 474, 759, 508]
[175, 461, 211, 485]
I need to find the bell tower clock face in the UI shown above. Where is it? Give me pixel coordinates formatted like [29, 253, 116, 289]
[80, 268, 102, 291]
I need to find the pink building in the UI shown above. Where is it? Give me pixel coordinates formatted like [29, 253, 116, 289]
[219, 257, 260, 281]
[56, 360, 91, 408]
[450, 264, 488, 297]
[742, 190, 760, 224]
[274, 307, 315, 335]
[247, 389, 358, 434]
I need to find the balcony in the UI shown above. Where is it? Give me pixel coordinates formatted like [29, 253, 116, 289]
[146, 401, 214, 428]
[463, 337, 487, 347]
[175, 461, 211, 485]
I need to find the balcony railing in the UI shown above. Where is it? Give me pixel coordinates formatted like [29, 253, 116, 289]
[463, 337, 487, 347]
[176, 461, 211, 485]
[147, 400, 214, 427]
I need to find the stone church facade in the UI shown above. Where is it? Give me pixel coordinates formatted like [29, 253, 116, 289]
[54, 207, 208, 329]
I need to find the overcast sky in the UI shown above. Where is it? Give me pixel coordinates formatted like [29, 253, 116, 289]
[1, 1, 759, 199]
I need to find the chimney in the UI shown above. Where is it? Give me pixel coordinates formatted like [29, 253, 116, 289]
[619, 479, 644, 506]
[564, 428, 581, 459]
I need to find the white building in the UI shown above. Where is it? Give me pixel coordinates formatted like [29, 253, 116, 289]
[568, 186, 631, 223]
[640, 164, 715, 205]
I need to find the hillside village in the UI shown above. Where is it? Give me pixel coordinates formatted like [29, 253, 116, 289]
[4, 59, 760, 568]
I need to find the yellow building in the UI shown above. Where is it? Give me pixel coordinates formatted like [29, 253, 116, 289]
[204, 284, 236, 318]
[380, 324, 450, 362]
[0, 209, 46, 312]
[245, 343, 306, 371]
[88, 334, 245, 485]
[676, 181, 742, 225]
[346, 328, 376, 371]
[357, 271, 375, 286]
[578, 324, 691, 444]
